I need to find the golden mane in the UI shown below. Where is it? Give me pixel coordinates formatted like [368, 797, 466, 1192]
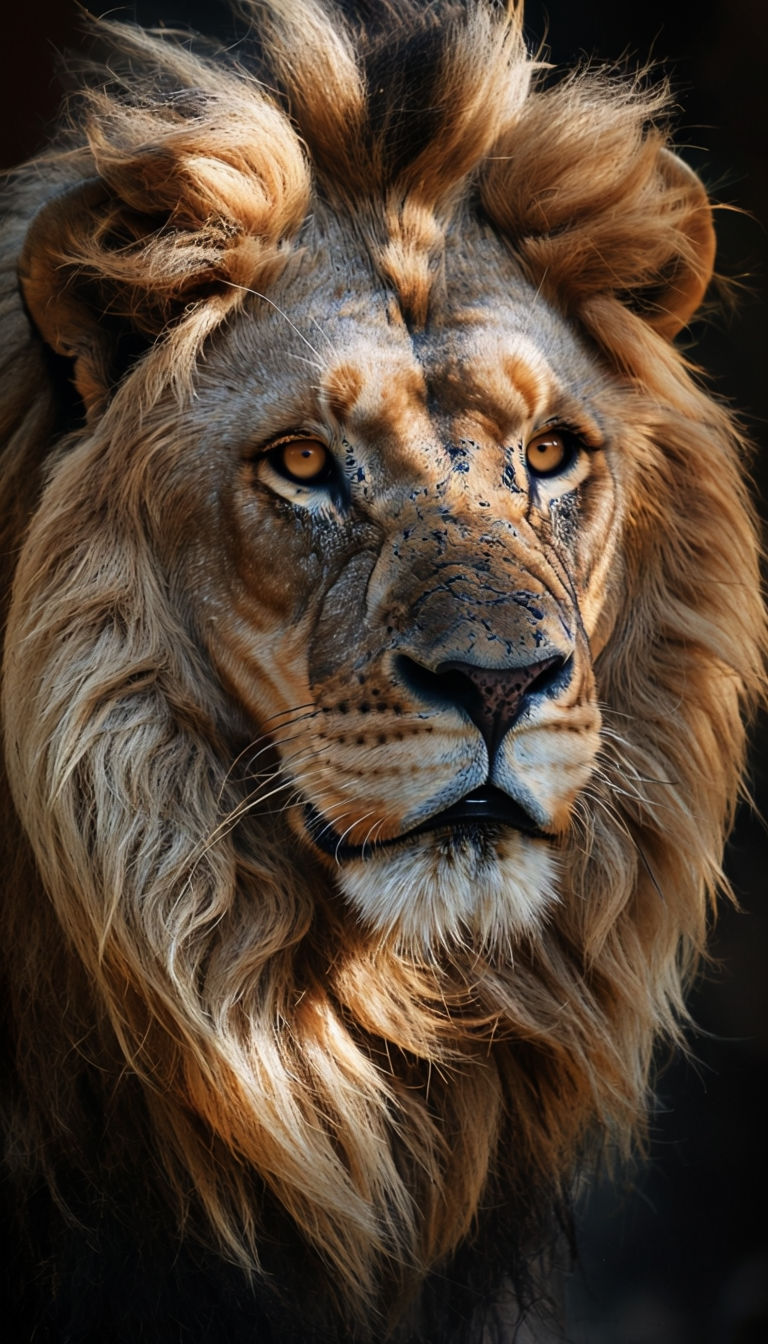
[0, 2, 764, 1339]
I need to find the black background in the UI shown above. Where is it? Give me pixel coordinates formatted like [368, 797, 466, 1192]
[2, 4, 766, 1342]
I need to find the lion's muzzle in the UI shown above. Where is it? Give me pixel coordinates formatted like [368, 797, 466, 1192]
[395, 651, 570, 759]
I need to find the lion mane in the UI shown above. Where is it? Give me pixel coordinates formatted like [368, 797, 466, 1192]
[0, 2, 764, 1340]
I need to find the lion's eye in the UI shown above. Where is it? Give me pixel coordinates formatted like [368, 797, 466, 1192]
[269, 438, 334, 485]
[525, 430, 578, 478]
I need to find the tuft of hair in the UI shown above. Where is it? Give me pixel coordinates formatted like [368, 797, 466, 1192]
[0, 2, 765, 1340]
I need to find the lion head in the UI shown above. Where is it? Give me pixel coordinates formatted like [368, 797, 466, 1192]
[1, 1, 764, 1338]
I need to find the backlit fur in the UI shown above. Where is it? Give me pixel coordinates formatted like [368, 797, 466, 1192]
[1, 2, 765, 1339]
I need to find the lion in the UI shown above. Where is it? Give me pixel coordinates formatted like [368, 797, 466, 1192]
[0, 1, 764, 1340]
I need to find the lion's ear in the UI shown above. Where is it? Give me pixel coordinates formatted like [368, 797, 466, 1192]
[638, 149, 716, 339]
[18, 84, 311, 413]
[481, 92, 717, 342]
[19, 180, 123, 412]
[18, 170, 232, 415]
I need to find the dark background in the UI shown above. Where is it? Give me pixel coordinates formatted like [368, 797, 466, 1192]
[2, 4, 766, 1342]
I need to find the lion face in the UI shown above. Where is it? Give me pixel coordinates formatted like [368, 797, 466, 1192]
[160, 216, 617, 949]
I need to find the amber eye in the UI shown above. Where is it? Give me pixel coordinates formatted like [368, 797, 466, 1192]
[269, 438, 334, 485]
[525, 429, 577, 478]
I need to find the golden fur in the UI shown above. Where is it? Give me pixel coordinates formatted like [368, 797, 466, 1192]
[0, 2, 765, 1338]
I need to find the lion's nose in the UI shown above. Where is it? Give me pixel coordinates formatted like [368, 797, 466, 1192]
[396, 653, 568, 756]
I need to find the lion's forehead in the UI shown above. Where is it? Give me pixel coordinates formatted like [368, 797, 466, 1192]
[318, 332, 598, 490]
[201, 216, 609, 473]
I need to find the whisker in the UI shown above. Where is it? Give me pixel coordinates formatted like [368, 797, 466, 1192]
[308, 314, 337, 354]
[636, 844, 667, 903]
[360, 815, 387, 861]
[217, 706, 324, 797]
[334, 811, 378, 865]
[220, 280, 324, 364]
[211, 755, 325, 838]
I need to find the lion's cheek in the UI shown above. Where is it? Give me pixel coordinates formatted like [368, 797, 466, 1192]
[579, 570, 625, 662]
[205, 605, 316, 730]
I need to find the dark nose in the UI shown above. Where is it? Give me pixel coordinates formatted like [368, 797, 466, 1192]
[396, 653, 568, 756]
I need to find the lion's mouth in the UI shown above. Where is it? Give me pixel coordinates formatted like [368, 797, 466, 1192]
[305, 786, 546, 861]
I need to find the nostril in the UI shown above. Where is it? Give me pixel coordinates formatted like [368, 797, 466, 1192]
[394, 654, 482, 718]
[524, 654, 570, 701]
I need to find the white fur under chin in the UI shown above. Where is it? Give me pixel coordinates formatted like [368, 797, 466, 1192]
[338, 826, 559, 953]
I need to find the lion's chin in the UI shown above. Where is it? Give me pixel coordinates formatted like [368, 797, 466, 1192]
[337, 824, 559, 953]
